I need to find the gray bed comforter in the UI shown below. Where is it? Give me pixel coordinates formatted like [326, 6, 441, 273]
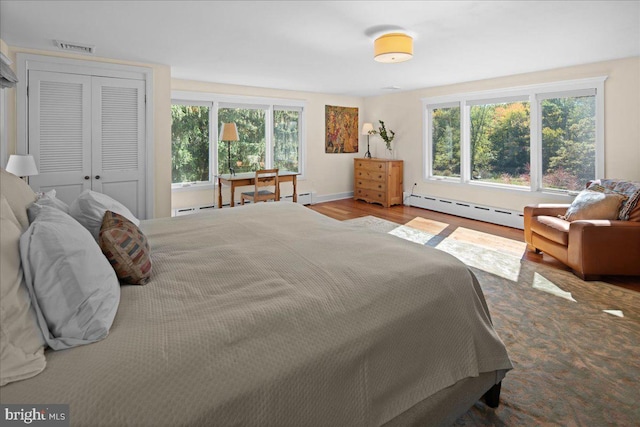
[1, 202, 512, 426]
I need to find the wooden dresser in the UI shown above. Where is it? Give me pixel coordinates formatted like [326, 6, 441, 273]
[354, 158, 403, 208]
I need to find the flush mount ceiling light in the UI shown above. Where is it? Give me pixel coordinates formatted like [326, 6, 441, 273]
[374, 32, 413, 63]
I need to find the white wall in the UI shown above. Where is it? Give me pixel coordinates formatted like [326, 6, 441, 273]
[4, 40, 637, 216]
[365, 57, 640, 212]
[171, 79, 366, 209]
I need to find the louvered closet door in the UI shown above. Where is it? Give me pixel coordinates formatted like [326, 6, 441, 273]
[91, 77, 146, 219]
[28, 71, 146, 218]
[28, 70, 92, 203]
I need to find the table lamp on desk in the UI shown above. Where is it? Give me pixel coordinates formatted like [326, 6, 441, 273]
[220, 122, 239, 176]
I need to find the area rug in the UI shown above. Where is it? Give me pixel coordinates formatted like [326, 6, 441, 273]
[343, 216, 640, 426]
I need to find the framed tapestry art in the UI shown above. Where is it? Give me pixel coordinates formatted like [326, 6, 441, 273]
[325, 105, 358, 153]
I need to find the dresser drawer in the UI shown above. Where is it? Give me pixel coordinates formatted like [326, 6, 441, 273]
[355, 159, 386, 172]
[355, 168, 386, 182]
[354, 188, 386, 204]
[356, 179, 386, 192]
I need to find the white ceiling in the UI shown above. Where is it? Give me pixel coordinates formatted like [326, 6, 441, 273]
[1, 1, 638, 97]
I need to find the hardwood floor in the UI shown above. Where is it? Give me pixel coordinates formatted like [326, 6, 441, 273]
[308, 199, 640, 292]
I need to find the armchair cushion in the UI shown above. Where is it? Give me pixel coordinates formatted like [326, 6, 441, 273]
[531, 216, 570, 245]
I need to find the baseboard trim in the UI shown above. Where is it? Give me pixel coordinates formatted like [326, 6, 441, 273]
[312, 192, 354, 204]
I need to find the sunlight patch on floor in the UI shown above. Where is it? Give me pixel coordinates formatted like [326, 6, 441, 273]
[436, 238, 522, 282]
[603, 310, 624, 318]
[447, 227, 527, 257]
[532, 272, 577, 302]
[391, 218, 529, 281]
[389, 225, 435, 244]
[404, 217, 449, 235]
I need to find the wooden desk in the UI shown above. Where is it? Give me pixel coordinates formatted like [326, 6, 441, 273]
[217, 171, 299, 208]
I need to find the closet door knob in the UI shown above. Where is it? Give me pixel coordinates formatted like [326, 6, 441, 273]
[84, 176, 90, 180]
[95, 175, 101, 180]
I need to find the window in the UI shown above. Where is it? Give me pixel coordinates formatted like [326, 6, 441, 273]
[171, 104, 210, 184]
[540, 93, 596, 191]
[469, 99, 530, 186]
[424, 77, 605, 193]
[218, 106, 266, 175]
[274, 107, 301, 173]
[171, 93, 305, 189]
[430, 104, 460, 178]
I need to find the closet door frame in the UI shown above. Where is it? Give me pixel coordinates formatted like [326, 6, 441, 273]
[16, 53, 154, 218]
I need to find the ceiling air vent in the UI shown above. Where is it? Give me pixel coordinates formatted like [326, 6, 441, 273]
[54, 40, 95, 55]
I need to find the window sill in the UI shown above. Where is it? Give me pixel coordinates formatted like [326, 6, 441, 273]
[171, 183, 215, 193]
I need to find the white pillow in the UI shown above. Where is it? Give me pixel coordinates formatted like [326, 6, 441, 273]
[20, 205, 120, 350]
[69, 190, 139, 240]
[1, 195, 46, 385]
[38, 189, 70, 213]
[27, 189, 70, 223]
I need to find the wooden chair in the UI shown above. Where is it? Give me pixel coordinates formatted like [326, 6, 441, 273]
[241, 169, 280, 205]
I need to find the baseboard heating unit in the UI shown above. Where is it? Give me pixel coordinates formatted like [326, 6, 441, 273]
[172, 204, 216, 217]
[403, 192, 524, 229]
[280, 192, 313, 205]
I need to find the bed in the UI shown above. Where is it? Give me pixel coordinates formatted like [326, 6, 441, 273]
[1, 173, 512, 426]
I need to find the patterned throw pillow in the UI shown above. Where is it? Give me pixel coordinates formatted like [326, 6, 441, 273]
[99, 211, 152, 285]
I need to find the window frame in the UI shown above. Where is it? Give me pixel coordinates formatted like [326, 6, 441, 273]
[170, 101, 213, 188]
[426, 101, 461, 182]
[273, 105, 304, 175]
[465, 95, 531, 189]
[171, 92, 306, 191]
[422, 76, 606, 195]
[217, 102, 269, 176]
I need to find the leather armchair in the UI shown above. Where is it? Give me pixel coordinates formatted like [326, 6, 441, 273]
[524, 203, 640, 280]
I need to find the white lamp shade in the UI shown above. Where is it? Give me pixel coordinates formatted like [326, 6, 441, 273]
[362, 123, 374, 135]
[6, 155, 38, 177]
[219, 122, 239, 142]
